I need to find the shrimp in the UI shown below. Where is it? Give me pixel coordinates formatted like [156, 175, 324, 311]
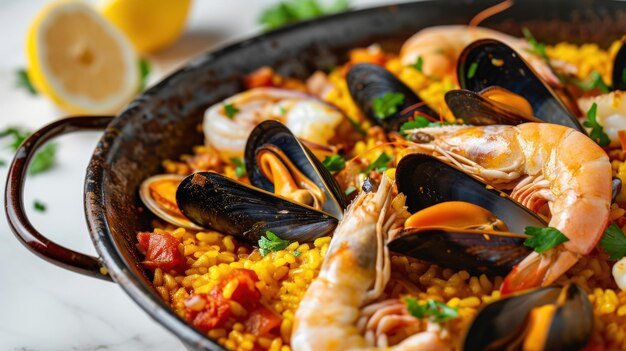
[578, 90, 626, 147]
[403, 123, 612, 294]
[292, 176, 450, 351]
[203, 87, 344, 159]
[399, 25, 559, 84]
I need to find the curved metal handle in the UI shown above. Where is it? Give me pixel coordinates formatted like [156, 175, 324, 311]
[5, 116, 115, 281]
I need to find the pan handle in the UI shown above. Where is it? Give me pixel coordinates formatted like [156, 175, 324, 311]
[5, 116, 115, 281]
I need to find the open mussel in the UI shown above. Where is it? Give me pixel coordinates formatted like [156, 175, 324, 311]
[139, 174, 203, 230]
[612, 40, 626, 91]
[346, 63, 437, 132]
[457, 39, 584, 132]
[177, 120, 346, 243]
[463, 283, 593, 350]
[388, 153, 545, 275]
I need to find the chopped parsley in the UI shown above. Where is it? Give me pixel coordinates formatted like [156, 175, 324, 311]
[404, 297, 459, 323]
[138, 58, 151, 91]
[372, 92, 405, 119]
[600, 224, 626, 260]
[224, 103, 239, 119]
[583, 102, 611, 147]
[522, 27, 549, 62]
[411, 56, 424, 72]
[16, 69, 38, 95]
[229, 157, 246, 177]
[362, 152, 393, 174]
[258, 230, 291, 256]
[571, 70, 611, 94]
[322, 154, 346, 172]
[467, 62, 478, 79]
[293, 250, 302, 257]
[0, 159, 5, 167]
[344, 186, 357, 196]
[523, 226, 569, 253]
[0, 127, 56, 175]
[399, 116, 445, 137]
[347, 117, 366, 136]
[33, 200, 46, 213]
[259, 0, 350, 30]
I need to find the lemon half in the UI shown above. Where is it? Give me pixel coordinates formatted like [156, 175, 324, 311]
[27, 1, 139, 114]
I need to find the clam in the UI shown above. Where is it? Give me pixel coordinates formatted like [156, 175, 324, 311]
[457, 39, 584, 132]
[463, 283, 593, 350]
[346, 63, 438, 132]
[388, 153, 545, 275]
[177, 120, 346, 243]
[139, 174, 203, 230]
[612, 40, 626, 91]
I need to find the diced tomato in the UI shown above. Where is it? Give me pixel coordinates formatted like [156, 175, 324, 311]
[187, 294, 232, 332]
[245, 305, 281, 336]
[245, 67, 274, 89]
[137, 232, 185, 272]
[617, 216, 626, 229]
[226, 269, 261, 309]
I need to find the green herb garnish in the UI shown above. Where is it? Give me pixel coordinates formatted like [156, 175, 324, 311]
[139, 58, 151, 91]
[229, 157, 246, 177]
[404, 297, 459, 323]
[293, 250, 302, 257]
[0, 160, 6, 167]
[523, 226, 569, 253]
[322, 154, 346, 172]
[0, 127, 57, 175]
[571, 70, 611, 94]
[258, 230, 291, 256]
[16, 69, 38, 95]
[33, 200, 46, 213]
[372, 92, 405, 119]
[347, 117, 366, 136]
[467, 62, 478, 79]
[362, 152, 393, 174]
[224, 103, 239, 119]
[522, 27, 549, 61]
[259, 0, 350, 30]
[344, 186, 357, 196]
[600, 224, 626, 260]
[411, 56, 424, 72]
[583, 102, 611, 147]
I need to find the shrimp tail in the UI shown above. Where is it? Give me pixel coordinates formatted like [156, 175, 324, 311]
[500, 250, 579, 295]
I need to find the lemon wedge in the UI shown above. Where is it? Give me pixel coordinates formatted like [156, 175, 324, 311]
[101, 0, 191, 54]
[26, 1, 139, 114]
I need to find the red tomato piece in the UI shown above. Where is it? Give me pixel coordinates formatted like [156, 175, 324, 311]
[244, 305, 282, 336]
[137, 231, 185, 272]
[227, 269, 261, 309]
[187, 294, 232, 332]
[245, 67, 274, 89]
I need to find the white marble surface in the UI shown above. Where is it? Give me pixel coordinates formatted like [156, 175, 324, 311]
[0, 0, 408, 350]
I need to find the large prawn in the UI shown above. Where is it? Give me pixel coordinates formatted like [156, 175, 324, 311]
[399, 25, 559, 85]
[403, 123, 612, 294]
[292, 176, 450, 350]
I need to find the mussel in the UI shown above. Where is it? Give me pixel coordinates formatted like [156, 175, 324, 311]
[177, 120, 346, 243]
[346, 63, 438, 132]
[388, 154, 545, 275]
[139, 174, 203, 230]
[463, 283, 593, 350]
[612, 40, 626, 92]
[456, 39, 584, 132]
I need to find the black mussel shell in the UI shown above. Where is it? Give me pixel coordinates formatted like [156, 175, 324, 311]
[346, 63, 437, 132]
[177, 172, 338, 243]
[244, 120, 346, 219]
[445, 89, 541, 126]
[389, 154, 545, 274]
[458, 39, 584, 132]
[613, 40, 626, 91]
[613, 177, 622, 203]
[463, 284, 593, 351]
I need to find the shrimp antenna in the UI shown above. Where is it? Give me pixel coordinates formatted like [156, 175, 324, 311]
[469, 0, 514, 27]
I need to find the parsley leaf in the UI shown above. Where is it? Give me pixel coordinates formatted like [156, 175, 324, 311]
[522, 27, 549, 61]
[33, 200, 46, 213]
[523, 226, 569, 253]
[0, 127, 57, 175]
[399, 116, 439, 136]
[258, 230, 290, 256]
[571, 71, 610, 94]
[467, 62, 478, 79]
[224, 103, 239, 119]
[372, 92, 405, 119]
[583, 102, 611, 147]
[259, 0, 350, 30]
[322, 154, 346, 172]
[362, 152, 393, 174]
[344, 186, 357, 196]
[600, 224, 626, 260]
[139, 58, 151, 91]
[411, 56, 424, 72]
[292, 250, 302, 257]
[404, 297, 459, 323]
[229, 157, 246, 177]
[16, 69, 38, 95]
